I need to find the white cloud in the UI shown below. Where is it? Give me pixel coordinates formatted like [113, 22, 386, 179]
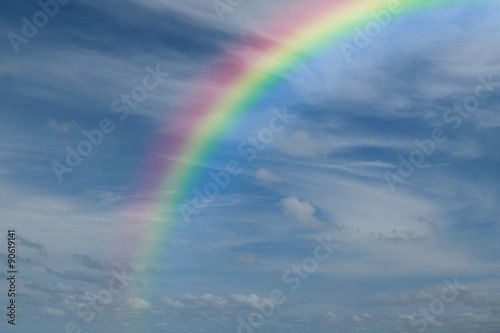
[229, 293, 276, 310]
[40, 306, 65, 316]
[326, 311, 343, 322]
[53, 282, 79, 294]
[279, 196, 323, 228]
[237, 253, 258, 265]
[164, 293, 228, 309]
[255, 168, 282, 183]
[194, 294, 228, 307]
[125, 298, 152, 311]
[163, 297, 184, 309]
[275, 130, 342, 157]
[46, 118, 79, 133]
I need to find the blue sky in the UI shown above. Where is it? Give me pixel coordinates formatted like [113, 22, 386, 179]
[1, 0, 500, 332]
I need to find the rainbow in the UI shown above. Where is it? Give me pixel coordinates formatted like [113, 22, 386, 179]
[121, 0, 483, 300]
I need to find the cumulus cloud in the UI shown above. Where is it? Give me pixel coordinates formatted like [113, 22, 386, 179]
[162, 292, 283, 313]
[237, 253, 258, 265]
[53, 282, 80, 294]
[279, 196, 323, 228]
[255, 168, 282, 183]
[396, 311, 500, 332]
[351, 313, 372, 322]
[361, 289, 437, 306]
[229, 293, 276, 310]
[352, 314, 362, 322]
[275, 130, 325, 157]
[181, 293, 228, 307]
[359, 284, 500, 308]
[164, 293, 228, 309]
[163, 297, 183, 309]
[125, 298, 152, 311]
[45, 118, 79, 133]
[326, 311, 343, 322]
[40, 306, 65, 316]
[458, 290, 500, 308]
